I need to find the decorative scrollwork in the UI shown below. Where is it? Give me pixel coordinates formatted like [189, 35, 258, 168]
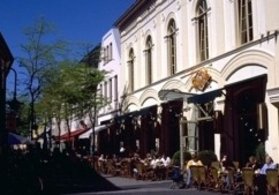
[192, 68, 212, 91]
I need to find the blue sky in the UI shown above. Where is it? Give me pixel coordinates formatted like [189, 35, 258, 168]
[0, 0, 134, 94]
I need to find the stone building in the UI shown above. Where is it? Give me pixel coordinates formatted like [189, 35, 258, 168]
[106, 0, 279, 164]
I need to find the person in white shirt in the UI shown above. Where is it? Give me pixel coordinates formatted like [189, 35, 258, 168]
[259, 155, 277, 175]
[150, 155, 157, 169]
[165, 156, 172, 167]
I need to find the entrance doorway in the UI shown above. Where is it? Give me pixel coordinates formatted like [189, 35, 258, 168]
[223, 74, 267, 166]
[236, 90, 263, 165]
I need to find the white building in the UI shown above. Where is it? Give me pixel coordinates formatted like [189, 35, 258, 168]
[94, 28, 125, 154]
[97, 28, 122, 125]
[110, 0, 279, 164]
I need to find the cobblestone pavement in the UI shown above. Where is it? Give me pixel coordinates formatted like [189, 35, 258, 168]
[65, 174, 223, 195]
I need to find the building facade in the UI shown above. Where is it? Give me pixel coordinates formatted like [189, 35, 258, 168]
[95, 28, 124, 154]
[110, 0, 279, 164]
[0, 33, 14, 153]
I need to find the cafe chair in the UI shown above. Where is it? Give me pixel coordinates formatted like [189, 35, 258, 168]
[208, 166, 221, 191]
[266, 168, 279, 195]
[211, 161, 221, 171]
[242, 167, 255, 195]
[190, 165, 207, 190]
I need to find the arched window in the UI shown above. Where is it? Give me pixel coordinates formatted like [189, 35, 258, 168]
[237, 0, 253, 44]
[145, 35, 153, 85]
[128, 49, 135, 92]
[167, 19, 177, 76]
[196, 0, 209, 61]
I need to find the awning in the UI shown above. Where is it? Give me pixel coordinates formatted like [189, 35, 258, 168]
[187, 88, 224, 104]
[79, 125, 108, 139]
[114, 105, 158, 123]
[8, 133, 34, 145]
[54, 126, 91, 141]
[158, 89, 194, 101]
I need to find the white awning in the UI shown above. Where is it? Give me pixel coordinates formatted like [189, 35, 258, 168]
[79, 125, 108, 139]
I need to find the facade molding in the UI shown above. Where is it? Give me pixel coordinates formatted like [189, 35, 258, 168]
[139, 88, 160, 105]
[221, 50, 273, 82]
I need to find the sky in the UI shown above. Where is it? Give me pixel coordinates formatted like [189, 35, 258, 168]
[0, 0, 135, 95]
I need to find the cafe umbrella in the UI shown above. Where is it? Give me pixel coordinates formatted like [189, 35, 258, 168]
[8, 132, 33, 145]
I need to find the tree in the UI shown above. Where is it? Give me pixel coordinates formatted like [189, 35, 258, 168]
[36, 65, 64, 148]
[38, 60, 107, 151]
[19, 17, 66, 139]
[58, 62, 107, 152]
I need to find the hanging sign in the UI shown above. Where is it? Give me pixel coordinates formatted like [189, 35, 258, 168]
[192, 68, 212, 91]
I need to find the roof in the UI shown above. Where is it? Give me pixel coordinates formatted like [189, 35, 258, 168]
[114, 0, 153, 30]
[0, 32, 14, 75]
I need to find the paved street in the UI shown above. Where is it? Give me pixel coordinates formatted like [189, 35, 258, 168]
[64, 174, 223, 195]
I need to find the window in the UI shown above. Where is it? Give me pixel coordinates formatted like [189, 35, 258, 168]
[99, 84, 103, 97]
[106, 45, 109, 62]
[109, 78, 112, 102]
[196, 0, 209, 61]
[103, 43, 113, 64]
[104, 81, 107, 100]
[114, 75, 118, 102]
[109, 42, 113, 60]
[167, 19, 177, 76]
[103, 47, 107, 63]
[128, 49, 135, 92]
[145, 35, 153, 85]
[237, 0, 253, 44]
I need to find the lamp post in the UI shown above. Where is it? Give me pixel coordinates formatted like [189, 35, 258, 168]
[6, 67, 22, 134]
[0, 33, 14, 156]
[7, 67, 21, 112]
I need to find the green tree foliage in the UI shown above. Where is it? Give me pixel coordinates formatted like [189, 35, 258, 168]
[172, 150, 192, 166]
[197, 150, 217, 167]
[39, 61, 106, 148]
[19, 17, 66, 138]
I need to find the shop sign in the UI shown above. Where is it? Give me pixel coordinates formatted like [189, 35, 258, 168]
[192, 68, 212, 91]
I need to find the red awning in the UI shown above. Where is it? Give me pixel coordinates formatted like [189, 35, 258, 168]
[54, 127, 91, 142]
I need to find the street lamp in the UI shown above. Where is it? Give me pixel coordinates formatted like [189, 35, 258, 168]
[7, 67, 21, 113]
[0, 33, 14, 155]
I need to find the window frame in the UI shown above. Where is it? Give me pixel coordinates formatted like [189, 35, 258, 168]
[196, 0, 209, 62]
[166, 19, 177, 76]
[236, 0, 253, 45]
[145, 35, 153, 85]
[128, 48, 135, 92]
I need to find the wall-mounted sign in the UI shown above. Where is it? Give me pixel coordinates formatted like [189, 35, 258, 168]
[192, 68, 212, 91]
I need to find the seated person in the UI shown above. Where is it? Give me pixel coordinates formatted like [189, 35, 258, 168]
[259, 155, 277, 175]
[220, 155, 234, 172]
[245, 155, 261, 171]
[255, 155, 277, 194]
[184, 153, 203, 188]
[98, 154, 107, 172]
[220, 155, 235, 190]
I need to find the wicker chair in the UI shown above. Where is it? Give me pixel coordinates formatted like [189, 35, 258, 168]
[198, 165, 207, 189]
[233, 161, 240, 171]
[211, 161, 221, 171]
[242, 167, 255, 195]
[208, 167, 221, 191]
[266, 168, 279, 194]
[134, 162, 147, 180]
[190, 165, 206, 190]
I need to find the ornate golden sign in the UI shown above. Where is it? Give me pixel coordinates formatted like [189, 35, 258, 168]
[192, 68, 212, 91]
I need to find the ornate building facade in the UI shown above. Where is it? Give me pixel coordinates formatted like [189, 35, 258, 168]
[107, 0, 279, 164]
